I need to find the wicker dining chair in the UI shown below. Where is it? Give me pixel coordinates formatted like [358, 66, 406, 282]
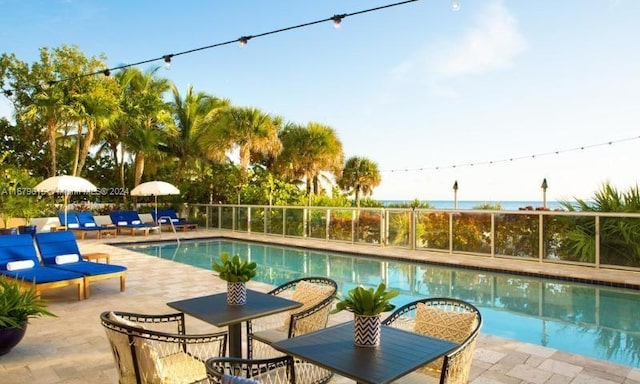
[382, 297, 482, 384]
[246, 277, 337, 384]
[206, 356, 296, 384]
[100, 311, 227, 384]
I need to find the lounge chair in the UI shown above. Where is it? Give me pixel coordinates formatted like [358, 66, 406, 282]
[382, 297, 482, 384]
[247, 277, 338, 384]
[74, 212, 117, 239]
[151, 209, 198, 231]
[35, 231, 127, 299]
[101, 311, 227, 384]
[109, 210, 158, 236]
[0, 234, 85, 300]
[57, 211, 79, 229]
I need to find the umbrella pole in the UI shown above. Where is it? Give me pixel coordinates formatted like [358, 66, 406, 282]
[155, 195, 158, 224]
[64, 193, 69, 228]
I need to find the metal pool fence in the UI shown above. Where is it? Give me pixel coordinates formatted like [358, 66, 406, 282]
[190, 204, 640, 271]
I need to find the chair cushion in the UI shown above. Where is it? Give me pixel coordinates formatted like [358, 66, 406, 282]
[284, 280, 334, 333]
[55, 254, 80, 265]
[6, 260, 35, 271]
[83, 222, 97, 228]
[160, 352, 207, 383]
[414, 303, 476, 344]
[108, 312, 144, 330]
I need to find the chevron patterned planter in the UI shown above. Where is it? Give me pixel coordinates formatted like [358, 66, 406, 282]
[227, 282, 247, 305]
[354, 314, 381, 347]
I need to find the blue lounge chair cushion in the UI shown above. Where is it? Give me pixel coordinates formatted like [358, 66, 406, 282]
[76, 212, 111, 230]
[35, 231, 127, 275]
[152, 209, 197, 225]
[109, 210, 156, 228]
[0, 234, 84, 283]
[58, 211, 80, 228]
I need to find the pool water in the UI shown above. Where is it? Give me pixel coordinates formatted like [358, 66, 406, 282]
[122, 238, 640, 368]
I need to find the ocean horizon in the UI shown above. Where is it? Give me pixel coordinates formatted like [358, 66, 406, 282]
[380, 200, 564, 211]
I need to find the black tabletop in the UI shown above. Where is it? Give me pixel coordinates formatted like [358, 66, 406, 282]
[166, 289, 302, 326]
[273, 322, 458, 384]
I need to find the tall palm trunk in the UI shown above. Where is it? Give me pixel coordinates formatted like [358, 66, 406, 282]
[76, 121, 96, 176]
[72, 123, 82, 176]
[134, 152, 145, 187]
[47, 117, 57, 176]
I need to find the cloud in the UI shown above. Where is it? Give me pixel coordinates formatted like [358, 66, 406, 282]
[432, 0, 526, 78]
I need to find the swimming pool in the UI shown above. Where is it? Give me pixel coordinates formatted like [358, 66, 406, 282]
[122, 238, 640, 368]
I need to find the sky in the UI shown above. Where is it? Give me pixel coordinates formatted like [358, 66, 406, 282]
[1, 0, 640, 203]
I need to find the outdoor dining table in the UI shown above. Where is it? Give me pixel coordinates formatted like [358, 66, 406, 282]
[166, 289, 301, 358]
[272, 321, 458, 384]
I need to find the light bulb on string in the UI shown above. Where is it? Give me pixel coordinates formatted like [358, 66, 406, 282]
[451, 0, 461, 11]
[163, 55, 172, 70]
[332, 14, 345, 29]
[238, 36, 251, 47]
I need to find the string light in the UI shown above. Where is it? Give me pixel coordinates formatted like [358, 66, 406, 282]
[0, 0, 423, 94]
[238, 36, 251, 47]
[332, 14, 346, 28]
[382, 135, 640, 173]
[163, 54, 173, 69]
[450, 0, 461, 11]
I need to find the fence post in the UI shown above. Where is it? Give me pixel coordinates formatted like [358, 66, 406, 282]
[449, 212, 453, 254]
[595, 216, 600, 268]
[490, 213, 495, 258]
[539, 213, 544, 262]
[326, 209, 331, 241]
[411, 209, 416, 250]
[282, 207, 286, 237]
[380, 208, 385, 247]
[351, 209, 356, 244]
[247, 207, 251, 234]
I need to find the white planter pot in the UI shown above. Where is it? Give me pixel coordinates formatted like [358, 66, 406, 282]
[227, 282, 247, 305]
[354, 314, 381, 347]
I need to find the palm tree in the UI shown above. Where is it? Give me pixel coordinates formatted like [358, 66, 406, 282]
[22, 85, 69, 177]
[118, 67, 172, 187]
[276, 122, 344, 195]
[204, 106, 282, 184]
[165, 84, 230, 182]
[70, 76, 119, 176]
[339, 156, 381, 207]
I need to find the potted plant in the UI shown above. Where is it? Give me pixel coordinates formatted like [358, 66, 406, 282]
[331, 282, 399, 347]
[0, 277, 56, 355]
[212, 252, 257, 305]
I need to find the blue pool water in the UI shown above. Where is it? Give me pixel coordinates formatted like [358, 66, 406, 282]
[122, 238, 640, 368]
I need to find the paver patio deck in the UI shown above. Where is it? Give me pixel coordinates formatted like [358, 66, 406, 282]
[2, 229, 639, 383]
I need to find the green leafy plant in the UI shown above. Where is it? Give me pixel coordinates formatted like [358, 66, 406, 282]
[0, 277, 56, 328]
[212, 252, 257, 283]
[331, 283, 399, 316]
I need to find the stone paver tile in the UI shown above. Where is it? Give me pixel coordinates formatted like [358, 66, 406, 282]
[539, 359, 583, 377]
[570, 372, 623, 384]
[473, 369, 523, 384]
[508, 364, 553, 384]
[629, 369, 640, 381]
[517, 343, 557, 358]
[475, 348, 508, 364]
[547, 373, 574, 384]
[525, 355, 546, 368]
[499, 351, 530, 366]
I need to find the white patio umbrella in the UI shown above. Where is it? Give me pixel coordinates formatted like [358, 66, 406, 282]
[130, 181, 180, 224]
[34, 175, 98, 227]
